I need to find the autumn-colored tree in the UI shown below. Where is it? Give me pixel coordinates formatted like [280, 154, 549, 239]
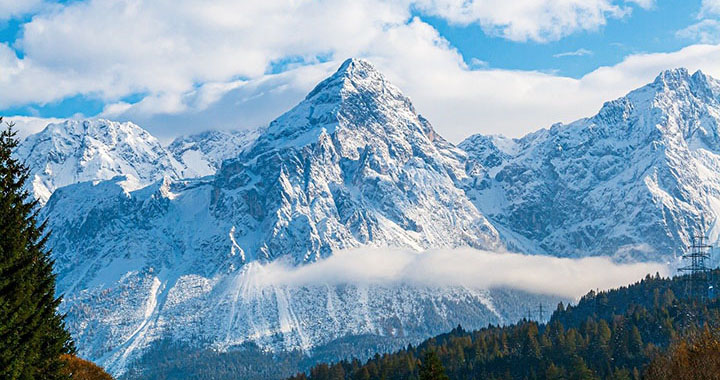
[61, 355, 114, 380]
[645, 327, 720, 380]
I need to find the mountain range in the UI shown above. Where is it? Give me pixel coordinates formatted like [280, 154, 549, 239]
[12, 59, 720, 375]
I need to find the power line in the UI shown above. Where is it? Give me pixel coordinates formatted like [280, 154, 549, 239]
[536, 303, 544, 322]
[679, 234, 712, 299]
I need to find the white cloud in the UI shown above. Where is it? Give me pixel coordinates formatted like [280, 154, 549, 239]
[100, 62, 339, 138]
[104, 38, 720, 142]
[627, 0, 655, 9]
[469, 57, 489, 68]
[553, 48, 594, 58]
[243, 247, 668, 299]
[701, 0, 720, 17]
[0, 0, 44, 21]
[0, 0, 409, 108]
[0, 0, 649, 108]
[413, 0, 633, 42]
[677, 20, 720, 44]
[2, 1, 720, 142]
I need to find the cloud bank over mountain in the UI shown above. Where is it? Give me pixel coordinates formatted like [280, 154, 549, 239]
[247, 248, 669, 299]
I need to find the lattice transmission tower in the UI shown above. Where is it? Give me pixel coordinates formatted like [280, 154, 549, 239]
[679, 234, 713, 299]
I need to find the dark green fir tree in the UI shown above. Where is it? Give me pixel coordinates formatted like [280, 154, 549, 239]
[419, 350, 449, 380]
[0, 118, 74, 379]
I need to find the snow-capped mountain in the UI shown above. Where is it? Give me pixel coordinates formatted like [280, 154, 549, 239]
[40, 59, 508, 374]
[461, 68, 720, 261]
[29, 60, 720, 376]
[213, 58, 502, 262]
[167, 128, 261, 177]
[14, 119, 185, 204]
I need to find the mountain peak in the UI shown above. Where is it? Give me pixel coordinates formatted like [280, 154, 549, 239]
[650, 67, 718, 95]
[653, 67, 690, 86]
[251, 58, 420, 152]
[304, 57, 389, 101]
[15, 118, 183, 204]
[335, 58, 380, 79]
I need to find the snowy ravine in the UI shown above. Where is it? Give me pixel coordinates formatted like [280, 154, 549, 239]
[461, 68, 720, 262]
[41, 59, 508, 374]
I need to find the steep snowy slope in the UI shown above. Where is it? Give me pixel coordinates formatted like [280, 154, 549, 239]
[461, 68, 720, 261]
[213, 58, 502, 262]
[167, 128, 261, 177]
[15, 119, 185, 204]
[41, 59, 508, 374]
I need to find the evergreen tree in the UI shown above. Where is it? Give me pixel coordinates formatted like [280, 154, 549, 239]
[0, 119, 74, 379]
[419, 350, 448, 380]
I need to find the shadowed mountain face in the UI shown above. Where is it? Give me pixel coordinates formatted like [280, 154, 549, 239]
[461, 68, 720, 261]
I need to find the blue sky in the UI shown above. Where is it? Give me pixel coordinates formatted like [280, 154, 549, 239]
[2, 0, 720, 141]
[419, 0, 698, 78]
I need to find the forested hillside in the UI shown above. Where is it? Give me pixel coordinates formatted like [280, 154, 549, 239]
[289, 271, 720, 380]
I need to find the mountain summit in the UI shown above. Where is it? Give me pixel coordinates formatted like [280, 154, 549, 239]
[212, 57, 501, 262]
[250, 58, 439, 152]
[461, 67, 720, 260]
[38, 59, 505, 374]
[21, 61, 720, 376]
[14, 119, 185, 203]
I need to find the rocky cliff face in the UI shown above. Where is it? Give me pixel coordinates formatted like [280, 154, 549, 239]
[461, 68, 720, 261]
[39, 59, 507, 374]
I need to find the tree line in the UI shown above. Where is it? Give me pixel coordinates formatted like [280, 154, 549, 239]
[289, 272, 720, 380]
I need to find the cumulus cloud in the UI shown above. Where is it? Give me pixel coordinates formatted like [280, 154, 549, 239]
[0, 0, 45, 21]
[100, 62, 339, 137]
[412, 0, 631, 42]
[1, 1, 720, 141]
[99, 22, 720, 142]
[700, 0, 720, 17]
[243, 247, 668, 299]
[0, 0, 409, 109]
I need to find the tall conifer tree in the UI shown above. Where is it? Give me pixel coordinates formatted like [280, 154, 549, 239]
[0, 119, 74, 379]
[419, 350, 449, 380]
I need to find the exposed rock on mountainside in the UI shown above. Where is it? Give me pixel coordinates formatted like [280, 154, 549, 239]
[461, 68, 720, 261]
[14, 119, 184, 204]
[40, 59, 507, 374]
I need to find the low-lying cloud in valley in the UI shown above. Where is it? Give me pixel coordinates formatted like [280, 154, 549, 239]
[243, 247, 669, 299]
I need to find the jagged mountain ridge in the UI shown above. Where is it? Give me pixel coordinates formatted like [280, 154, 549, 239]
[460, 68, 720, 260]
[14, 119, 185, 204]
[39, 59, 509, 374]
[14, 119, 261, 204]
[24, 61, 720, 376]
